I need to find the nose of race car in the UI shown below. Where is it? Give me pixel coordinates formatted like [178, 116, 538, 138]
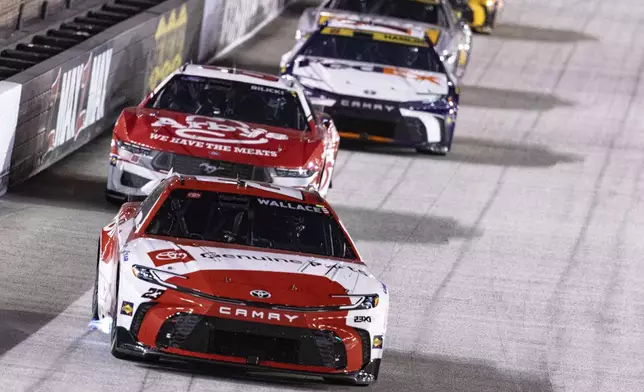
[164, 269, 353, 309]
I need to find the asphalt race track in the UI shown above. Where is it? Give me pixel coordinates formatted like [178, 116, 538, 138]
[1, 0, 644, 391]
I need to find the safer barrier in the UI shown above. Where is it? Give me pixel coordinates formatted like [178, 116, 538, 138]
[0, 0, 297, 196]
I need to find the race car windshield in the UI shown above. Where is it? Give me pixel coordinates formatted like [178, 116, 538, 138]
[325, 0, 378, 12]
[146, 75, 309, 131]
[301, 32, 442, 72]
[372, 1, 450, 27]
[145, 189, 357, 260]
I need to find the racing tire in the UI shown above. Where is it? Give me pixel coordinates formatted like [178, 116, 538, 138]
[91, 241, 100, 321]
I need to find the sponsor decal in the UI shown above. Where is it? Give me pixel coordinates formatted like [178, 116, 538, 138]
[148, 249, 195, 267]
[372, 32, 429, 47]
[250, 289, 271, 299]
[198, 251, 369, 276]
[142, 288, 165, 300]
[250, 85, 285, 95]
[218, 305, 298, 323]
[148, 115, 287, 157]
[339, 99, 396, 112]
[146, 5, 188, 92]
[257, 198, 325, 213]
[319, 61, 443, 86]
[47, 47, 113, 153]
[120, 301, 134, 316]
[372, 335, 383, 349]
[354, 316, 371, 323]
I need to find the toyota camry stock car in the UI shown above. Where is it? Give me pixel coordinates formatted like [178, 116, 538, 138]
[106, 64, 340, 203]
[93, 174, 389, 385]
[280, 18, 460, 155]
[295, 0, 473, 80]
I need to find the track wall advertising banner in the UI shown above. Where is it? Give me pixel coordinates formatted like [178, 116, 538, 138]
[0, 81, 22, 196]
[146, 4, 189, 94]
[41, 44, 114, 169]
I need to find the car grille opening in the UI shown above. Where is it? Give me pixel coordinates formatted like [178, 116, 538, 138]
[121, 171, 150, 188]
[156, 314, 348, 370]
[355, 328, 371, 368]
[329, 109, 428, 144]
[151, 152, 269, 182]
[130, 302, 156, 340]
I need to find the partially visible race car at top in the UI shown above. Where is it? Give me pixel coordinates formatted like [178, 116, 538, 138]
[280, 18, 460, 155]
[294, 0, 473, 80]
[448, 0, 503, 34]
[94, 174, 389, 386]
[106, 64, 340, 203]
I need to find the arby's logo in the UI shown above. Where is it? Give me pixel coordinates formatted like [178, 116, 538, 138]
[148, 249, 195, 267]
[150, 115, 289, 145]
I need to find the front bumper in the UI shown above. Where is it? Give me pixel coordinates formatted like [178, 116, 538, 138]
[113, 305, 381, 384]
[113, 325, 380, 384]
[106, 151, 322, 200]
[308, 97, 457, 152]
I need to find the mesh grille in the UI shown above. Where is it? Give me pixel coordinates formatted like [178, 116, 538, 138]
[156, 313, 348, 370]
[130, 302, 156, 340]
[152, 152, 268, 182]
[355, 328, 371, 368]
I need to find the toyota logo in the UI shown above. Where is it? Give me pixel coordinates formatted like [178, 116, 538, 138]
[156, 251, 188, 261]
[364, 89, 377, 95]
[250, 290, 271, 299]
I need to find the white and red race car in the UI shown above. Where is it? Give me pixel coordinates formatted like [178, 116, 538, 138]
[106, 64, 340, 203]
[93, 174, 389, 386]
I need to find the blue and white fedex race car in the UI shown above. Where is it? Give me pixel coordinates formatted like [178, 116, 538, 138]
[280, 18, 460, 155]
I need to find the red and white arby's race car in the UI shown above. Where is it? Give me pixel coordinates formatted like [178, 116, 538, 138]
[106, 64, 340, 203]
[93, 174, 389, 386]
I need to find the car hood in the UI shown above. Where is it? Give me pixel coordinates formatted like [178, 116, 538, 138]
[115, 107, 321, 168]
[292, 57, 449, 101]
[125, 238, 383, 307]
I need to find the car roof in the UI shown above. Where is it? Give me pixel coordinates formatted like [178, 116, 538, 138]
[163, 175, 328, 205]
[176, 64, 302, 91]
[324, 14, 429, 39]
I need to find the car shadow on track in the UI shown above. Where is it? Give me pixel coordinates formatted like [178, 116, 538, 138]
[0, 310, 58, 356]
[133, 350, 553, 392]
[491, 23, 597, 43]
[340, 137, 582, 168]
[459, 85, 573, 111]
[333, 206, 479, 245]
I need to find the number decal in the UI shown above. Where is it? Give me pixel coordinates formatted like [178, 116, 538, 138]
[142, 288, 165, 300]
[354, 316, 371, 323]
